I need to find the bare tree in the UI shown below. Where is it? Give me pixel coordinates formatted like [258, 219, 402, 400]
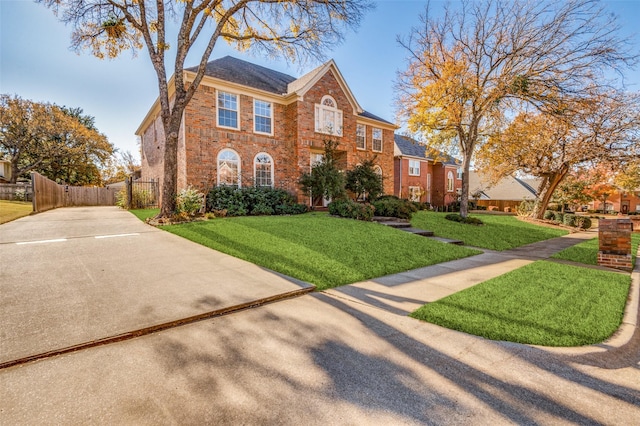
[396, 0, 637, 218]
[40, 0, 372, 216]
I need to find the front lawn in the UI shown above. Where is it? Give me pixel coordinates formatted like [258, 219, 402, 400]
[140, 211, 480, 290]
[552, 233, 640, 267]
[0, 200, 32, 224]
[410, 261, 630, 346]
[411, 211, 568, 251]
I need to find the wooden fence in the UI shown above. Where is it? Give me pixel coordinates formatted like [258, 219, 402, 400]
[31, 172, 118, 213]
[0, 183, 33, 201]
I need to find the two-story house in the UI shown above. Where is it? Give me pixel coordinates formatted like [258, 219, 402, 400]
[393, 135, 462, 208]
[136, 56, 396, 206]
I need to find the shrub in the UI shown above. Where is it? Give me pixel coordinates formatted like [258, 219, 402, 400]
[563, 213, 577, 227]
[14, 188, 27, 201]
[543, 210, 555, 220]
[371, 197, 417, 219]
[175, 186, 204, 217]
[206, 186, 307, 217]
[116, 186, 156, 209]
[345, 159, 383, 201]
[412, 201, 431, 211]
[516, 200, 535, 217]
[444, 213, 484, 225]
[553, 211, 565, 223]
[575, 216, 592, 230]
[328, 199, 375, 221]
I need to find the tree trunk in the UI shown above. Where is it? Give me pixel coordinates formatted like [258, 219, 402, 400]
[160, 128, 179, 217]
[532, 166, 570, 219]
[459, 154, 471, 218]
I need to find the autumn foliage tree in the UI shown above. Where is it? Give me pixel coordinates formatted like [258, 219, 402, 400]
[477, 90, 640, 218]
[396, 0, 637, 218]
[0, 94, 113, 185]
[40, 0, 372, 217]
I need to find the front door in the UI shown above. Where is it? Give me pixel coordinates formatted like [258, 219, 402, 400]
[621, 201, 630, 214]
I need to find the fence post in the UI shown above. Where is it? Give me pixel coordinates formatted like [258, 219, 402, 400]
[30, 172, 36, 212]
[126, 177, 133, 210]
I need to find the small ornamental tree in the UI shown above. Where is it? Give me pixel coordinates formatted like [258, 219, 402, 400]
[299, 139, 346, 204]
[345, 158, 383, 202]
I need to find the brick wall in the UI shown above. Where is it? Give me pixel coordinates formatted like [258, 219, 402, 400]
[598, 219, 633, 271]
[140, 66, 396, 205]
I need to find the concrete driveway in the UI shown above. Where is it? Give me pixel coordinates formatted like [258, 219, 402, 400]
[0, 207, 312, 366]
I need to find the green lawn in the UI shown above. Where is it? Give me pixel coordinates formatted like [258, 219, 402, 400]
[552, 233, 640, 267]
[130, 208, 159, 222]
[133, 211, 480, 290]
[411, 211, 568, 250]
[410, 261, 630, 346]
[0, 200, 32, 224]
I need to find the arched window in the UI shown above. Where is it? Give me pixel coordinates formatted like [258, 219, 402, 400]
[254, 153, 273, 187]
[447, 171, 454, 192]
[373, 165, 383, 177]
[218, 149, 240, 187]
[315, 95, 343, 136]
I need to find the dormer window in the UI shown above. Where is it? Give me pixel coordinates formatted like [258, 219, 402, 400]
[315, 95, 343, 136]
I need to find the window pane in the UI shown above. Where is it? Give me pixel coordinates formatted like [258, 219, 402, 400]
[254, 100, 272, 134]
[218, 150, 239, 187]
[356, 124, 365, 149]
[373, 129, 382, 152]
[218, 92, 238, 128]
[254, 153, 273, 187]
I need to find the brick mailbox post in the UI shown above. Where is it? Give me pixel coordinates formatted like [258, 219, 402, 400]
[598, 219, 633, 271]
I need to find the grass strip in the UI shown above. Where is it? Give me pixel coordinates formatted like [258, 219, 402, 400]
[552, 233, 640, 267]
[0, 200, 32, 224]
[155, 212, 480, 290]
[411, 211, 567, 251]
[410, 260, 630, 347]
[129, 208, 159, 222]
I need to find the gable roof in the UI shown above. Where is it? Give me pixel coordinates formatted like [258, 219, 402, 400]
[186, 56, 297, 95]
[469, 171, 540, 201]
[393, 135, 459, 165]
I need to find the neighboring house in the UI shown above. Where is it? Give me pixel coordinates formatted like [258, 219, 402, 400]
[393, 135, 461, 207]
[468, 171, 539, 210]
[588, 189, 640, 214]
[0, 159, 11, 183]
[136, 56, 396, 206]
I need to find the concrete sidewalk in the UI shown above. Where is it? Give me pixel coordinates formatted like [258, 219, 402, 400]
[326, 231, 600, 315]
[0, 207, 313, 367]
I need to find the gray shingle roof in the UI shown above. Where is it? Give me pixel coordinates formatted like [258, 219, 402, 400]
[359, 110, 393, 125]
[394, 134, 459, 165]
[187, 56, 296, 94]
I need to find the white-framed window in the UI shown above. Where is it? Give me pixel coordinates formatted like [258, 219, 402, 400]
[217, 91, 239, 129]
[408, 159, 420, 176]
[447, 171, 454, 192]
[373, 165, 383, 177]
[217, 149, 240, 187]
[409, 186, 421, 202]
[254, 152, 273, 187]
[253, 99, 272, 135]
[427, 173, 432, 203]
[372, 128, 382, 152]
[457, 167, 463, 180]
[314, 95, 343, 136]
[356, 124, 366, 150]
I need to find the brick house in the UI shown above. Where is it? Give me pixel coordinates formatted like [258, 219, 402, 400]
[588, 189, 640, 214]
[136, 56, 396, 206]
[393, 135, 462, 207]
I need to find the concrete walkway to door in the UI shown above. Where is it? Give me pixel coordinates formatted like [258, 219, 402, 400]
[0, 207, 313, 367]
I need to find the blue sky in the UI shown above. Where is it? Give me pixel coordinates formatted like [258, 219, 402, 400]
[1, 0, 639, 160]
